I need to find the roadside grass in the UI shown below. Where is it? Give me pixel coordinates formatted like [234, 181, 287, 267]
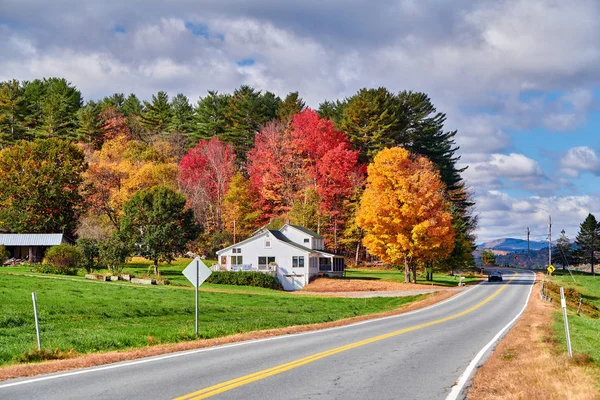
[0, 273, 422, 366]
[549, 271, 600, 367]
[345, 268, 480, 287]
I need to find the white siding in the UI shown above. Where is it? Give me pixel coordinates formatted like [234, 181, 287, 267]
[217, 231, 312, 290]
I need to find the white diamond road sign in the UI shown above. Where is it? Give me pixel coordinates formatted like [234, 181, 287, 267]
[183, 257, 212, 288]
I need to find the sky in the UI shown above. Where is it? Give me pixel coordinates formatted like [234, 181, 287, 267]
[1, 0, 599, 243]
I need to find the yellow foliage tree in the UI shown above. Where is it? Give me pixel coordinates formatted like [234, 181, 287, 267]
[222, 172, 260, 243]
[356, 147, 455, 283]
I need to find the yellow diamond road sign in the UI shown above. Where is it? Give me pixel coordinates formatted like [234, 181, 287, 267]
[547, 265, 555, 274]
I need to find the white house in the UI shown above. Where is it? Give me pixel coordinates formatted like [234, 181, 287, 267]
[215, 224, 345, 291]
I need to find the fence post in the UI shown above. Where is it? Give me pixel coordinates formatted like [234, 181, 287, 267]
[560, 287, 573, 358]
[577, 298, 583, 316]
[32, 292, 41, 351]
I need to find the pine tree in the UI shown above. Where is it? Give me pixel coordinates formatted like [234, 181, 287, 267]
[140, 91, 172, 135]
[37, 78, 82, 140]
[278, 91, 306, 122]
[556, 229, 572, 270]
[101, 93, 125, 111]
[317, 99, 346, 126]
[0, 79, 27, 148]
[169, 93, 194, 135]
[575, 213, 599, 275]
[192, 90, 230, 141]
[77, 100, 103, 147]
[122, 94, 143, 117]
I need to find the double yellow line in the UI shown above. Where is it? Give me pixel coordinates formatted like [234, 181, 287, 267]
[175, 273, 517, 400]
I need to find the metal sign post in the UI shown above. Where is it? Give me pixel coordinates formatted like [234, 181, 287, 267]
[560, 287, 573, 358]
[195, 259, 199, 336]
[182, 257, 212, 337]
[32, 292, 41, 350]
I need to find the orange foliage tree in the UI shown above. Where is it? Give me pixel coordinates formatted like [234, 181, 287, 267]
[84, 135, 178, 229]
[356, 147, 455, 283]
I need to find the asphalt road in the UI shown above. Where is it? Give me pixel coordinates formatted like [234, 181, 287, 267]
[0, 269, 535, 400]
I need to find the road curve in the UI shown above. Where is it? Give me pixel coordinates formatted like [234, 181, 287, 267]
[0, 269, 535, 400]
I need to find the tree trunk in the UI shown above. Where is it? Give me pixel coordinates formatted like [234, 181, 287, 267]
[411, 264, 417, 284]
[404, 255, 410, 283]
[355, 241, 360, 266]
[154, 259, 159, 276]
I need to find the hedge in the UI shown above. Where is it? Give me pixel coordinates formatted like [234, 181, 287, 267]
[206, 271, 283, 290]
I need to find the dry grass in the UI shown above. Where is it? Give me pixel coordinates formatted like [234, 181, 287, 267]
[303, 277, 452, 292]
[468, 275, 600, 400]
[0, 290, 455, 382]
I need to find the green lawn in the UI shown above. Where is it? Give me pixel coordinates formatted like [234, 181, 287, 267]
[550, 272, 599, 365]
[345, 268, 480, 287]
[0, 273, 422, 366]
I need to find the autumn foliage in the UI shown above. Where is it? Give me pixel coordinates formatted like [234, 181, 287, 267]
[357, 147, 455, 282]
[248, 109, 360, 242]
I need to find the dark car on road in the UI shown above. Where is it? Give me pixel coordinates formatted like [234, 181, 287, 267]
[488, 270, 503, 282]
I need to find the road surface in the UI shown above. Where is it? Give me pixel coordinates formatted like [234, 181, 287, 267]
[0, 269, 535, 400]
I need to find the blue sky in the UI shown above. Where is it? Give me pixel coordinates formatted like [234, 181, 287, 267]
[1, 0, 599, 242]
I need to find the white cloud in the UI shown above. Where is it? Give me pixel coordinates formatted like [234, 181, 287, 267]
[559, 146, 600, 178]
[474, 190, 600, 242]
[462, 153, 547, 192]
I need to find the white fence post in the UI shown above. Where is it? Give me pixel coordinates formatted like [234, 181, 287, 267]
[32, 292, 41, 351]
[560, 287, 573, 358]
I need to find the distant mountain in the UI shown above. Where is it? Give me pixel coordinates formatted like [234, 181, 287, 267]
[477, 238, 548, 252]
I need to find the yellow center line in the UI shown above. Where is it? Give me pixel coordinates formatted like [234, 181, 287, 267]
[175, 272, 518, 400]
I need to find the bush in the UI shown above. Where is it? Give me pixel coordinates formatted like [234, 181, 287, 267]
[77, 238, 100, 273]
[98, 237, 130, 274]
[0, 244, 9, 265]
[44, 244, 83, 273]
[206, 271, 283, 290]
[34, 263, 78, 275]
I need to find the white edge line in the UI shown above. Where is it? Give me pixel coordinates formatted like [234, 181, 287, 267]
[0, 280, 484, 390]
[445, 271, 536, 400]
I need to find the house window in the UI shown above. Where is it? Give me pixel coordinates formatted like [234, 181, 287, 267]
[231, 256, 244, 266]
[333, 257, 344, 272]
[319, 257, 332, 272]
[303, 238, 310, 243]
[265, 240, 271, 248]
[258, 256, 276, 270]
[232, 248, 241, 254]
[292, 256, 305, 268]
[220, 256, 227, 265]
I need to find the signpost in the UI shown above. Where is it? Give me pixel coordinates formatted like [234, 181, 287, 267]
[183, 257, 212, 336]
[547, 265, 555, 275]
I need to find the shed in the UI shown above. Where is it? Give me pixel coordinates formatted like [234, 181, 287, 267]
[0, 234, 69, 263]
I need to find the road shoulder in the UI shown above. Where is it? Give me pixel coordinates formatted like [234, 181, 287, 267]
[468, 276, 599, 400]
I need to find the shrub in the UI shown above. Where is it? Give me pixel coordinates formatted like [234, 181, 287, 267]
[0, 244, 9, 265]
[17, 348, 78, 363]
[34, 263, 78, 275]
[77, 238, 100, 273]
[206, 271, 283, 290]
[44, 244, 83, 273]
[98, 237, 130, 274]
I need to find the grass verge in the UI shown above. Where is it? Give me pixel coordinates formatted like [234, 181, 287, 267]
[0, 273, 422, 368]
[345, 268, 481, 287]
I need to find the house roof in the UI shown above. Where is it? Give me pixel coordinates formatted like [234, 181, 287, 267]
[0, 234, 66, 247]
[281, 224, 324, 239]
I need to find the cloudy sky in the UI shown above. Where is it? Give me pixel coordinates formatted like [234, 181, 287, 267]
[2, 0, 599, 243]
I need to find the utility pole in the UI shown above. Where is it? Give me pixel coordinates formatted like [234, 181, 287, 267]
[548, 216, 552, 268]
[527, 227, 530, 269]
[233, 220, 236, 244]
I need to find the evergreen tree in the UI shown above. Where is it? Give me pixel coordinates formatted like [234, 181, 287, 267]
[340, 87, 399, 164]
[222, 85, 279, 165]
[140, 91, 172, 135]
[0, 79, 27, 147]
[278, 91, 306, 122]
[556, 229, 573, 270]
[317, 99, 346, 125]
[122, 94, 143, 117]
[35, 78, 82, 140]
[168, 93, 194, 135]
[21, 79, 46, 139]
[192, 90, 230, 141]
[77, 100, 103, 147]
[575, 213, 599, 275]
[101, 93, 125, 111]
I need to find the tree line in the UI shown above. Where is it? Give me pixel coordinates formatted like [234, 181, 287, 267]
[0, 78, 477, 274]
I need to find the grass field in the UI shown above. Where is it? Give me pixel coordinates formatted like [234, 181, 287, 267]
[0, 272, 422, 366]
[345, 268, 480, 287]
[550, 271, 599, 365]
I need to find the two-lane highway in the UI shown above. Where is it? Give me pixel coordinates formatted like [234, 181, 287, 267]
[0, 269, 535, 400]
